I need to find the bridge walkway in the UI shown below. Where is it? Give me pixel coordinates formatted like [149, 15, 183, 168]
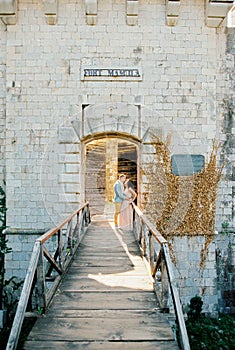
[24, 216, 179, 350]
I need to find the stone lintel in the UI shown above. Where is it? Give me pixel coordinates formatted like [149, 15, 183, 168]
[126, 0, 138, 26]
[0, 0, 17, 25]
[43, 0, 58, 25]
[206, 0, 233, 28]
[85, 0, 97, 25]
[227, 4, 235, 27]
[166, 0, 180, 27]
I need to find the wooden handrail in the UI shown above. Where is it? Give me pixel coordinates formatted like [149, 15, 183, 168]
[39, 202, 89, 244]
[132, 203, 167, 245]
[6, 202, 90, 350]
[132, 203, 191, 350]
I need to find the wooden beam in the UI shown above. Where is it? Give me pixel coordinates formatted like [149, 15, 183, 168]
[6, 241, 40, 350]
[43, 246, 62, 275]
[36, 245, 47, 312]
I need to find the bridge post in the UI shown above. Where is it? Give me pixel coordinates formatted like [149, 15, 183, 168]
[57, 229, 63, 269]
[149, 232, 155, 274]
[161, 255, 169, 313]
[36, 244, 46, 313]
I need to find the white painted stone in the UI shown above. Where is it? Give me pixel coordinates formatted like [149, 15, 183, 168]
[0, 1, 233, 313]
[206, 0, 233, 27]
[0, 0, 16, 14]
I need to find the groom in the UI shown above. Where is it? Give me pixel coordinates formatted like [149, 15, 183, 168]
[113, 174, 126, 227]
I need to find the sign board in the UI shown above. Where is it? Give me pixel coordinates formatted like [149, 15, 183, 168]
[171, 154, 205, 176]
[81, 66, 142, 81]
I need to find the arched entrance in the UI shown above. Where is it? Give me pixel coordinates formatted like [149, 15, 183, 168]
[84, 135, 139, 216]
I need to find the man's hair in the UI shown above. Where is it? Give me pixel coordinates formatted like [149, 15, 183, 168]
[119, 174, 126, 179]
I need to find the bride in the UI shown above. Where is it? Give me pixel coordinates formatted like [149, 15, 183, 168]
[119, 179, 137, 231]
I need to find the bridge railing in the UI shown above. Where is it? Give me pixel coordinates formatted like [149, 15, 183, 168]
[132, 203, 190, 350]
[6, 202, 91, 350]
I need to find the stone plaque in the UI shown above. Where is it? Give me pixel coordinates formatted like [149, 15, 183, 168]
[171, 154, 205, 176]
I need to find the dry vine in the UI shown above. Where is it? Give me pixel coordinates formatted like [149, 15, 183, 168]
[143, 135, 224, 268]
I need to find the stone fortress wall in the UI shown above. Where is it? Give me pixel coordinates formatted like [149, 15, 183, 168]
[0, 0, 234, 313]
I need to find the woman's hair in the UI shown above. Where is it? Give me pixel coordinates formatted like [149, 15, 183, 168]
[126, 179, 134, 190]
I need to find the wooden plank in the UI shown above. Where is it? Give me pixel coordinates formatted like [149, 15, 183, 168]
[50, 291, 157, 310]
[27, 316, 175, 341]
[24, 340, 179, 350]
[76, 246, 140, 255]
[80, 235, 138, 244]
[60, 275, 153, 291]
[71, 258, 135, 267]
[44, 309, 165, 319]
[68, 266, 149, 275]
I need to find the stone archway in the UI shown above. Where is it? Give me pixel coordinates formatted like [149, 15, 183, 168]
[84, 136, 138, 216]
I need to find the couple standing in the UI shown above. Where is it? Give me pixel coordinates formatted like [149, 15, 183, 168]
[113, 174, 137, 230]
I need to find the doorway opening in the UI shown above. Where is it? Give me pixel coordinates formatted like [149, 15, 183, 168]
[85, 137, 138, 216]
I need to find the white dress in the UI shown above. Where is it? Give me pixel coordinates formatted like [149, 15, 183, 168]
[119, 188, 133, 230]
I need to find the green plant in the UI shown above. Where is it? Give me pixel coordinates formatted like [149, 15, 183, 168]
[37, 306, 44, 315]
[187, 295, 203, 321]
[0, 186, 11, 310]
[220, 221, 230, 235]
[184, 296, 235, 350]
[2, 277, 23, 316]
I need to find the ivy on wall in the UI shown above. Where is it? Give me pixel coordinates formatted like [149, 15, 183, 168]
[143, 135, 224, 267]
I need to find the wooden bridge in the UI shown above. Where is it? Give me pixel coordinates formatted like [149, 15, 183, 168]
[6, 203, 190, 350]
